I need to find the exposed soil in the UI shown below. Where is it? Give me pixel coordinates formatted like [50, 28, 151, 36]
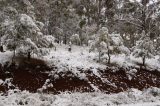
[0, 57, 160, 94]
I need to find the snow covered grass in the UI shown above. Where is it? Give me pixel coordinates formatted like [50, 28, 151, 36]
[0, 88, 160, 106]
[44, 44, 106, 69]
[0, 44, 159, 72]
[43, 44, 160, 72]
[111, 54, 160, 71]
[146, 55, 160, 70]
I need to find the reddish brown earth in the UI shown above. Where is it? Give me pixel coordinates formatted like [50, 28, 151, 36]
[0, 57, 160, 94]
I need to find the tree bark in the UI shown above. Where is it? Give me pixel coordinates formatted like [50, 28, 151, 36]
[107, 50, 110, 64]
[28, 51, 31, 60]
[107, 45, 110, 64]
[63, 35, 67, 45]
[0, 45, 3, 52]
[98, 50, 101, 63]
[142, 55, 146, 66]
[97, 0, 102, 31]
[12, 49, 16, 63]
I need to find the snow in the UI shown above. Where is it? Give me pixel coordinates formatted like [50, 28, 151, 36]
[44, 44, 106, 70]
[70, 34, 80, 43]
[0, 80, 3, 85]
[0, 88, 160, 106]
[0, 42, 160, 106]
[20, 14, 40, 32]
[3, 78, 14, 89]
[121, 102, 160, 106]
[110, 34, 123, 46]
[146, 56, 160, 70]
[0, 44, 159, 72]
[110, 54, 160, 71]
[40, 44, 160, 74]
[126, 69, 138, 80]
[130, 55, 160, 71]
[0, 51, 13, 65]
[43, 35, 55, 44]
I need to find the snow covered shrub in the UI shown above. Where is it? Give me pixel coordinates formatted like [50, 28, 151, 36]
[37, 48, 50, 56]
[110, 34, 123, 46]
[36, 21, 44, 30]
[89, 27, 111, 63]
[126, 69, 137, 80]
[85, 24, 97, 37]
[109, 33, 130, 56]
[154, 37, 160, 55]
[90, 28, 130, 64]
[88, 34, 97, 49]
[81, 24, 97, 46]
[0, 9, 44, 56]
[16, 46, 30, 57]
[41, 79, 53, 91]
[3, 78, 14, 89]
[145, 87, 160, 97]
[127, 88, 142, 99]
[70, 34, 81, 45]
[119, 46, 130, 56]
[132, 32, 155, 66]
[16, 38, 38, 57]
[19, 14, 41, 33]
[38, 35, 55, 48]
[54, 27, 63, 44]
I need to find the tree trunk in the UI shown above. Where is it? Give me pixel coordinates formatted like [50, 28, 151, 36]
[87, 8, 91, 26]
[0, 45, 3, 52]
[98, 50, 101, 63]
[68, 45, 72, 52]
[141, 4, 147, 34]
[79, 31, 82, 46]
[142, 56, 146, 66]
[107, 50, 111, 64]
[107, 45, 111, 64]
[28, 51, 31, 60]
[130, 34, 135, 47]
[12, 49, 16, 63]
[14, 49, 16, 58]
[97, 0, 102, 31]
[88, 15, 90, 25]
[63, 35, 67, 45]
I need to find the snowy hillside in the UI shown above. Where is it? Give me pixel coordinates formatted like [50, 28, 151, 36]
[0, 44, 160, 93]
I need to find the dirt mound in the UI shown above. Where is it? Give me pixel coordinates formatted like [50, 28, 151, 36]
[0, 58, 160, 94]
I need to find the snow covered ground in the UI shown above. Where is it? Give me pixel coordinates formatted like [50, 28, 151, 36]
[0, 44, 159, 72]
[43, 44, 106, 69]
[0, 88, 160, 106]
[43, 44, 160, 71]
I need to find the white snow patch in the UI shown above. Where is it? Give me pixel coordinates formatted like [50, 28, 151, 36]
[0, 51, 13, 65]
[0, 88, 160, 106]
[44, 44, 106, 70]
